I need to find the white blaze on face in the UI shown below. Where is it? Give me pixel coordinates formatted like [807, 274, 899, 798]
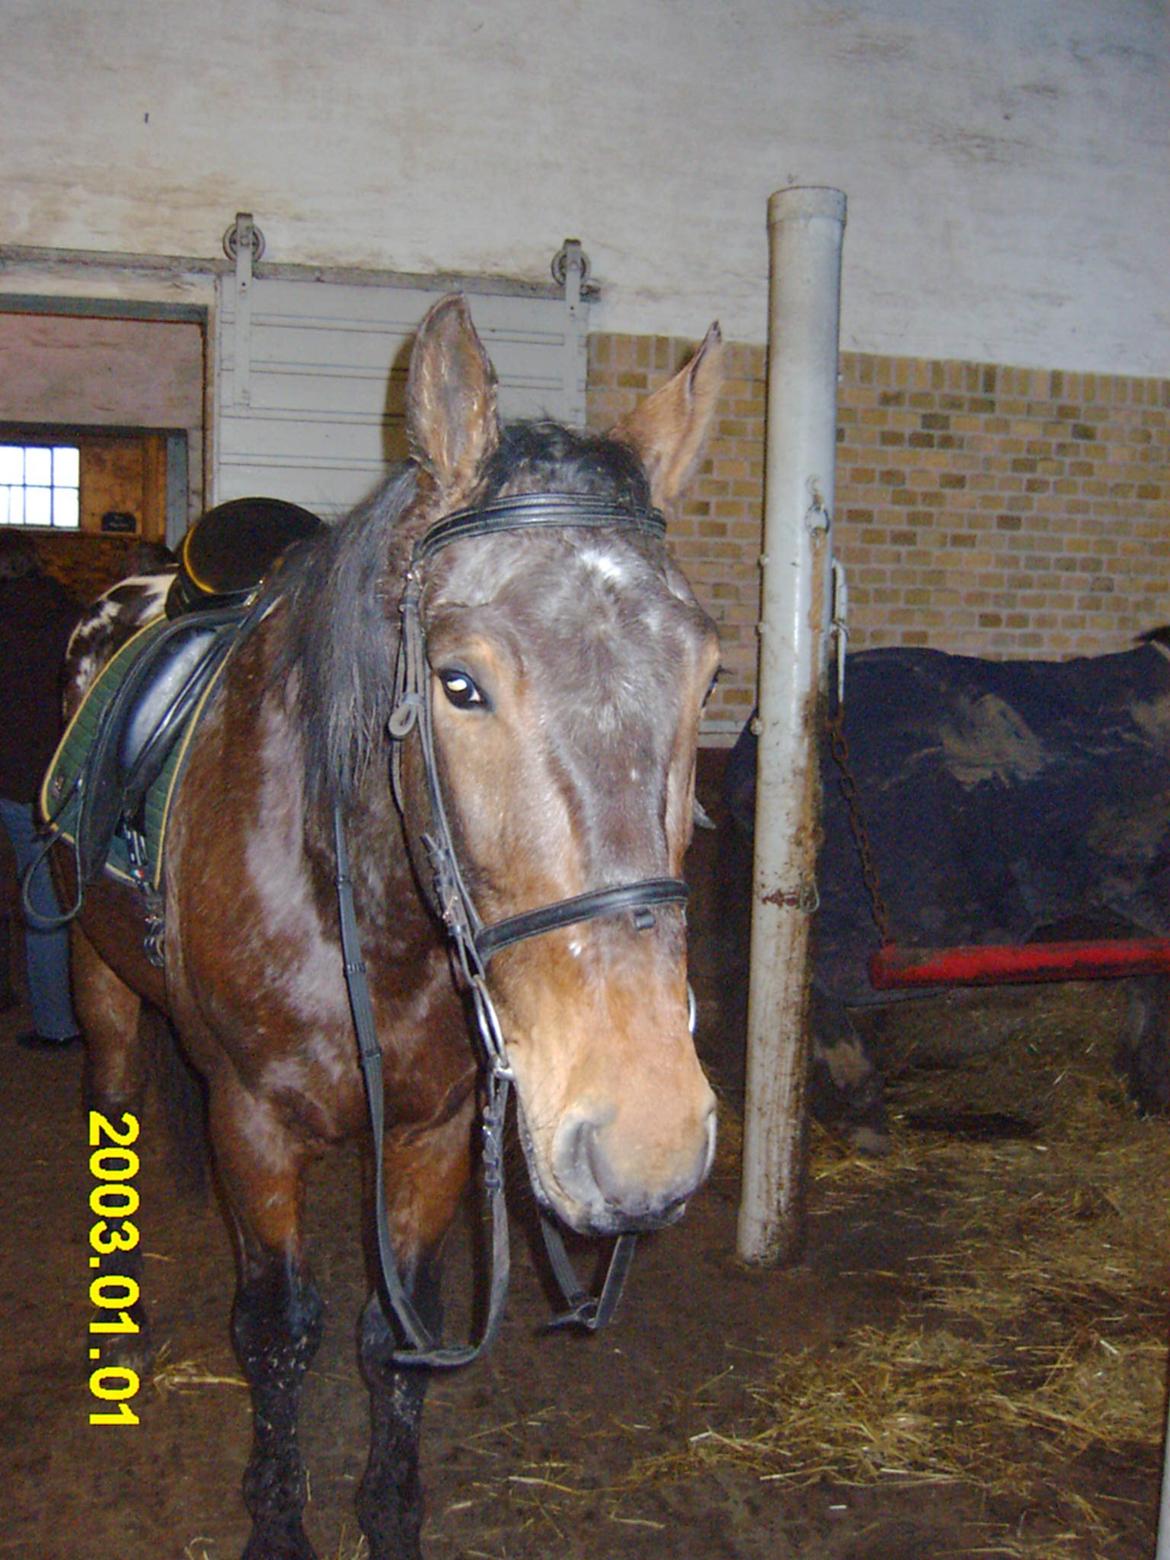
[578, 544, 632, 587]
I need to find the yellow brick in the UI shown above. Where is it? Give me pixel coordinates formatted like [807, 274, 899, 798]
[588, 331, 1170, 707]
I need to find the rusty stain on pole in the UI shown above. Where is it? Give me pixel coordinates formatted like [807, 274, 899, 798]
[737, 187, 846, 1266]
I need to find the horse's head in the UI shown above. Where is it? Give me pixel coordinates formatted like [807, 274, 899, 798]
[397, 296, 723, 1236]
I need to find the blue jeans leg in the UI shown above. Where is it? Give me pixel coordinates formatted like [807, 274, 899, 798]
[0, 796, 80, 1040]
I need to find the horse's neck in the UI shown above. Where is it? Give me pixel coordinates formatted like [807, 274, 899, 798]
[256, 607, 433, 955]
[330, 776, 430, 945]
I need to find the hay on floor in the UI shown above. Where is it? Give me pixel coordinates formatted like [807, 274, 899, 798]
[639, 986, 1169, 1556]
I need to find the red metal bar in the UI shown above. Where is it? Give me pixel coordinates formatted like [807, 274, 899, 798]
[868, 937, 1170, 991]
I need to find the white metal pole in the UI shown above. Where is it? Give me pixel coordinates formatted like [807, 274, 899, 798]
[737, 186, 846, 1265]
[1156, 1382, 1170, 1559]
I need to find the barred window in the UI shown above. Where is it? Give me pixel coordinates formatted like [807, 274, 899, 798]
[0, 443, 80, 528]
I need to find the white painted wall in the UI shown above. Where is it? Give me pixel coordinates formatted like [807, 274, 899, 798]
[3, 0, 1167, 374]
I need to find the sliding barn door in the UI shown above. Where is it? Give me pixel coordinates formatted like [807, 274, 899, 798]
[215, 274, 588, 520]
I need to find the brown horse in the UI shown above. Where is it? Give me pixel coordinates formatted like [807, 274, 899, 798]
[63, 295, 723, 1559]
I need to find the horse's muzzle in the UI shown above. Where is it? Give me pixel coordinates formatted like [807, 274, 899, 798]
[546, 1101, 718, 1236]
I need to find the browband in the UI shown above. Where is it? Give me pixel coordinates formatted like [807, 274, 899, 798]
[413, 492, 666, 562]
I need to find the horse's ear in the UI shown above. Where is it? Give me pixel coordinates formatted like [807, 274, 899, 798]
[406, 294, 500, 503]
[612, 323, 723, 508]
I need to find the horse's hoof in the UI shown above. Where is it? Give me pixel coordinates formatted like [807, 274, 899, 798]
[91, 1315, 155, 1377]
[359, 1513, 423, 1560]
[241, 1522, 317, 1560]
[365, 1537, 422, 1560]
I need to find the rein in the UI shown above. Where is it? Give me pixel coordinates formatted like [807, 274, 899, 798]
[335, 491, 692, 1368]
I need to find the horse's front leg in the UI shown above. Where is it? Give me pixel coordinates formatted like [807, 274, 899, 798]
[211, 1082, 325, 1560]
[357, 1103, 474, 1560]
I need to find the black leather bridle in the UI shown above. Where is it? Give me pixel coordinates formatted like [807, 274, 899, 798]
[334, 492, 694, 1367]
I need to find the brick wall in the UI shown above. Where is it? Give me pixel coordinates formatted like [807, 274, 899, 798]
[588, 335, 1170, 743]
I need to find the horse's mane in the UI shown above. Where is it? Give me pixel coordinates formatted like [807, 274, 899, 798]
[273, 422, 653, 808]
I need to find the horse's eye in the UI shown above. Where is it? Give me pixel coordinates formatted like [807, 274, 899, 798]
[438, 669, 487, 710]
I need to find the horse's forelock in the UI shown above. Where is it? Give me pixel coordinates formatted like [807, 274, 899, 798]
[422, 419, 666, 612]
[477, 421, 653, 510]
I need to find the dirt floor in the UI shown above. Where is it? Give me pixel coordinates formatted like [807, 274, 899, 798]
[2, 757, 1167, 1560]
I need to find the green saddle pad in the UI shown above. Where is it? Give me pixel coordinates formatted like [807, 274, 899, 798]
[41, 617, 214, 891]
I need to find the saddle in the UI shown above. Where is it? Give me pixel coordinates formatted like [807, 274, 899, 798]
[166, 497, 324, 616]
[43, 498, 324, 899]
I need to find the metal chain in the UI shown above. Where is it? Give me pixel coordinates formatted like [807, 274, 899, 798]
[826, 705, 893, 946]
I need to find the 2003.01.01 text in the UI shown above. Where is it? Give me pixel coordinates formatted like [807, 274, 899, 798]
[88, 1109, 143, 1426]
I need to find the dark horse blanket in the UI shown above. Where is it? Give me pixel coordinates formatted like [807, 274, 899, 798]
[725, 634, 1170, 1140]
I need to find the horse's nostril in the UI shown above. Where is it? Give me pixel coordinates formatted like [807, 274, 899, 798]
[561, 1116, 603, 1190]
[554, 1114, 619, 1208]
[702, 1103, 718, 1177]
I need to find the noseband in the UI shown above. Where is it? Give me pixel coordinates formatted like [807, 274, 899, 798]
[334, 491, 695, 1367]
